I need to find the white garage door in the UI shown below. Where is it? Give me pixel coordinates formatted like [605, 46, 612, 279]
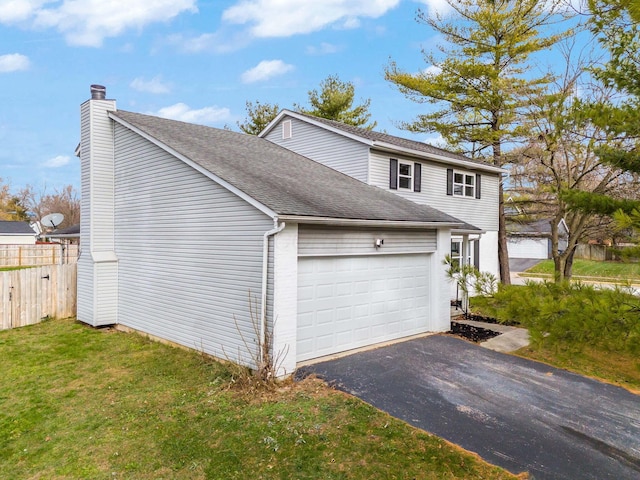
[297, 254, 430, 362]
[508, 238, 549, 259]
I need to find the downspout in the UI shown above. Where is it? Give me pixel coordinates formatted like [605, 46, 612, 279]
[261, 220, 286, 366]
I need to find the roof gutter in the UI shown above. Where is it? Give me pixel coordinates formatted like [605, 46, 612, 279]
[276, 215, 462, 229]
[452, 228, 486, 235]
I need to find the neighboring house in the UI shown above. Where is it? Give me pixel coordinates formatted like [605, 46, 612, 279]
[47, 223, 80, 244]
[507, 218, 569, 260]
[259, 110, 504, 280]
[0, 221, 37, 244]
[78, 85, 467, 375]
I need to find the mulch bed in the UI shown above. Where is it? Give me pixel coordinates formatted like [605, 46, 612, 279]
[450, 321, 501, 343]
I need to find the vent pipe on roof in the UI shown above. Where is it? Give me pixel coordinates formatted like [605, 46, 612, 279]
[90, 84, 106, 100]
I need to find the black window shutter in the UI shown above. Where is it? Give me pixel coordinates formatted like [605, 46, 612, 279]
[474, 240, 480, 269]
[389, 159, 398, 190]
[475, 173, 481, 199]
[446, 168, 453, 195]
[414, 162, 422, 192]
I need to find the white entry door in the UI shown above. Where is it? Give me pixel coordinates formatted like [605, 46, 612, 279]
[297, 254, 430, 362]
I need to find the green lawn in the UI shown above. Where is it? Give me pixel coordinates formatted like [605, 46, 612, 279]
[0, 318, 517, 480]
[516, 345, 640, 393]
[524, 258, 640, 282]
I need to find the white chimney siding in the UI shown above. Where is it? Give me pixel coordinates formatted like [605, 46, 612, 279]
[77, 87, 119, 326]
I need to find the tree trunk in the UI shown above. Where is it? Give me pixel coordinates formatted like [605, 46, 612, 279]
[493, 136, 511, 285]
[498, 182, 511, 285]
[553, 255, 565, 283]
[550, 215, 565, 283]
[563, 245, 576, 280]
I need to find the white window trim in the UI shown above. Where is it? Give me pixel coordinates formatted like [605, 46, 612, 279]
[451, 239, 472, 267]
[398, 161, 413, 190]
[453, 170, 475, 198]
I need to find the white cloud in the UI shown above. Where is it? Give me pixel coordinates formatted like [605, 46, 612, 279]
[423, 133, 447, 148]
[222, 0, 400, 38]
[130, 76, 171, 94]
[423, 64, 442, 76]
[0, 0, 46, 23]
[306, 42, 341, 55]
[416, 0, 455, 17]
[165, 31, 249, 54]
[0, 53, 30, 72]
[241, 60, 294, 84]
[0, 0, 197, 47]
[155, 103, 231, 125]
[43, 155, 70, 168]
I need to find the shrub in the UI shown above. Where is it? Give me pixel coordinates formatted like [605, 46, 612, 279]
[472, 282, 640, 354]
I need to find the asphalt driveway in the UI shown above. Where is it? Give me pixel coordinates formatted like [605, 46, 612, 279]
[297, 335, 640, 479]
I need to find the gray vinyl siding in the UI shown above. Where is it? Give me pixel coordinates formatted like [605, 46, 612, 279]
[264, 117, 370, 183]
[113, 124, 274, 368]
[298, 225, 437, 257]
[76, 255, 93, 324]
[86, 100, 116, 252]
[95, 262, 118, 322]
[78, 102, 93, 325]
[369, 150, 500, 231]
[78, 99, 117, 326]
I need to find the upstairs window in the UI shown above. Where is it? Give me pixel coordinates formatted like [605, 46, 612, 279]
[447, 169, 481, 199]
[398, 162, 413, 189]
[389, 159, 421, 192]
[454, 172, 474, 197]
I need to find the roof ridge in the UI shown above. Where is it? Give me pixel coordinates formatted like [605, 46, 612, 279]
[110, 110, 469, 226]
[285, 110, 495, 168]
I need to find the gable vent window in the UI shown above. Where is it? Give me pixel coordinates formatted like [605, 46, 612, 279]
[282, 120, 292, 139]
[447, 168, 481, 198]
[390, 159, 421, 192]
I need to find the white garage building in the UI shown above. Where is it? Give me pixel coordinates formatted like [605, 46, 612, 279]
[78, 85, 466, 375]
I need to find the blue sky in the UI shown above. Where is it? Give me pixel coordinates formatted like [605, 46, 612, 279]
[0, 0, 580, 194]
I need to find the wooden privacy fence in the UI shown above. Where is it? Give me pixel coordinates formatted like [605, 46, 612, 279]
[0, 264, 77, 329]
[0, 244, 79, 267]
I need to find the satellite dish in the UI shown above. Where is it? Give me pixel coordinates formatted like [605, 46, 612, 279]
[41, 213, 64, 229]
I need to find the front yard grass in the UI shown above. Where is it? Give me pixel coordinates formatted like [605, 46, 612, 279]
[515, 345, 640, 393]
[523, 258, 640, 282]
[0, 318, 517, 480]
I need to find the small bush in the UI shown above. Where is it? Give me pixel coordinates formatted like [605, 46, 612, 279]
[472, 282, 640, 354]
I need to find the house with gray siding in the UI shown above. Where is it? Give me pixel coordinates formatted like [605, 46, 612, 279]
[0, 221, 37, 245]
[260, 111, 504, 281]
[508, 218, 569, 260]
[78, 85, 467, 375]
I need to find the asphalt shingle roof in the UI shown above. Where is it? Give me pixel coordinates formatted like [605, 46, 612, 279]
[112, 110, 463, 226]
[284, 110, 496, 169]
[508, 219, 552, 235]
[50, 224, 80, 236]
[0, 221, 35, 235]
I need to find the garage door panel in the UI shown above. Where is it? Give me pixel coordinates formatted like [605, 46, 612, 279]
[336, 282, 352, 296]
[297, 254, 431, 362]
[508, 238, 548, 259]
